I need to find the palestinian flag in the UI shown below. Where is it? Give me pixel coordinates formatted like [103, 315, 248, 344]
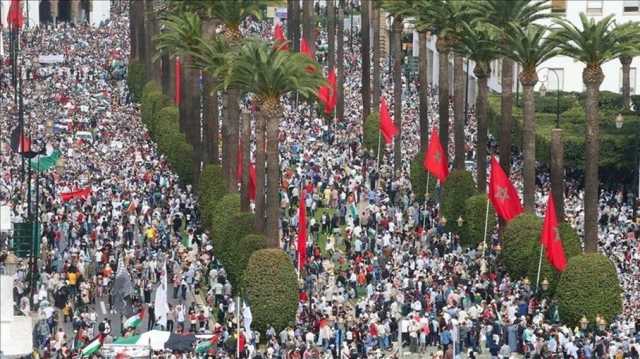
[195, 334, 219, 354]
[81, 335, 104, 357]
[123, 310, 144, 329]
[30, 146, 62, 172]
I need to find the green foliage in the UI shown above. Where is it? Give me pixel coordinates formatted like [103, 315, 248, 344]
[210, 193, 241, 242]
[243, 249, 298, 334]
[142, 81, 171, 133]
[222, 234, 266, 292]
[460, 195, 496, 248]
[216, 213, 258, 290]
[527, 222, 582, 294]
[500, 213, 542, 280]
[363, 112, 381, 155]
[409, 152, 439, 202]
[556, 253, 622, 327]
[441, 170, 477, 232]
[153, 106, 194, 184]
[199, 165, 227, 228]
[489, 94, 640, 183]
[127, 62, 146, 102]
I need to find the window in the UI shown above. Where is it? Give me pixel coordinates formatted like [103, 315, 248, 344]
[586, 0, 603, 15]
[547, 68, 564, 91]
[551, 0, 567, 14]
[624, 0, 640, 13]
[619, 67, 637, 94]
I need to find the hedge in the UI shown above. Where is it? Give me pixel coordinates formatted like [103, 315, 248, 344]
[460, 194, 496, 248]
[556, 253, 622, 327]
[362, 112, 381, 158]
[526, 222, 582, 294]
[489, 94, 640, 182]
[221, 234, 266, 292]
[215, 212, 258, 290]
[500, 213, 542, 280]
[153, 106, 194, 184]
[441, 170, 477, 232]
[142, 81, 171, 133]
[127, 62, 145, 102]
[210, 193, 241, 243]
[199, 164, 226, 228]
[409, 152, 440, 203]
[242, 249, 299, 334]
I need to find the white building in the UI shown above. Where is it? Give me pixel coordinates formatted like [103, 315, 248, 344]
[0, 254, 33, 357]
[410, 0, 640, 97]
[0, 0, 110, 28]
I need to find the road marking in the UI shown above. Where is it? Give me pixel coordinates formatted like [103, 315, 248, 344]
[100, 300, 107, 315]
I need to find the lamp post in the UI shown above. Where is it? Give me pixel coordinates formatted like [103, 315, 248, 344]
[464, 58, 470, 125]
[540, 67, 564, 221]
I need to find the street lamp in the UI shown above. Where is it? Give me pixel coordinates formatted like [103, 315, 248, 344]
[580, 316, 589, 331]
[541, 278, 549, 291]
[615, 113, 624, 129]
[457, 216, 464, 227]
[540, 67, 564, 221]
[539, 68, 561, 128]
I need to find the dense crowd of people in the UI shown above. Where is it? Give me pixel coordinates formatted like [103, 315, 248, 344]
[1, 2, 640, 358]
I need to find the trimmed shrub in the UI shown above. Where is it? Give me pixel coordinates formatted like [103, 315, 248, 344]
[210, 193, 241, 242]
[441, 170, 477, 232]
[500, 213, 542, 280]
[556, 253, 622, 327]
[127, 62, 145, 102]
[526, 222, 582, 294]
[199, 165, 226, 228]
[409, 152, 439, 203]
[461, 194, 497, 248]
[221, 234, 266, 292]
[142, 81, 171, 132]
[362, 112, 381, 157]
[153, 106, 194, 184]
[243, 249, 299, 334]
[216, 212, 256, 256]
[171, 141, 194, 184]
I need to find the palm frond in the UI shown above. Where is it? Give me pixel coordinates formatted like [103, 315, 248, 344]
[502, 24, 560, 72]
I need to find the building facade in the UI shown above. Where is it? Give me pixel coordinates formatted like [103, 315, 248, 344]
[0, 0, 110, 28]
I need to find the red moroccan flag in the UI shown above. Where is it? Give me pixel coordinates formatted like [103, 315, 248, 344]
[317, 68, 337, 114]
[7, 0, 24, 29]
[300, 38, 314, 59]
[61, 188, 92, 202]
[248, 164, 256, 201]
[540, 194, 567, 271]
[297, 189, 307, 271]
[273, 23, 288, 51]
[423, 128, 449, 183]
[488, 156, 523, 221]
[379, 97, 398, 144]
[175, 57, 182, 105]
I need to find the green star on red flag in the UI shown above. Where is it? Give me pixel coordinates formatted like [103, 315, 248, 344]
[488, 156, 523, 221]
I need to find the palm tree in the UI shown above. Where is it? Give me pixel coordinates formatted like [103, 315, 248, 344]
[361, 0, 372, 125]
[289, 0, 301, 52]
[327, 0, 336, 69]
[474, 0, 552, 176]
[453, 23, 501, 192]
[145, 0, 161, 84]
[620, 54, 634, 111]
[303, 0, 315, 54]
[502, 24, 559, 212]
[552, 14, 640, 252]
[371, 1, 381, 113]
[218, 39, 325, 246]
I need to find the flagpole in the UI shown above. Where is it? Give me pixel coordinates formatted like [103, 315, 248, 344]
[375, 132, 381, 176]
[482, 194, 491, 256]
[422, 174, 430, 229]
[236, 295, 241, 359]
[535, 242, 544, 292]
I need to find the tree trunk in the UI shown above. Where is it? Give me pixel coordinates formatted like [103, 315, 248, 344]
[241, 112, 251, 212]
[499, 57, 514, 175]
[521, 80, 537, 212]
[287, 0, 295, 46]
[254, 110, 267, 233]
[438, 48, 450, 155]
[621, 56, 632, 111]
[180, 57, 202, 187]
[453, 55, 465, 170]
[134, 0, 146, 65]
[291, 0, 300, 52]
[203, 73, 219, 165]
[392, 17, 403, 175]
[224, 89, 240, 193]
[129, 0, 137, 61]
[144, 0, 156, 83]
[265, 106, 281, 246]
[336, 3, 345, 121]
[583, 66, 604, 253]
[327, 0, 336, 69]
[418, 31, 429, 154]
[302, 0, 315, 55]
[475, 69, 489, 193]
[361, 0, 371, 124]
[176, 57, 186, 133]
[161, 54, 171, 96]
[550, 129, 564, 221]
[372, 5, 381, 112]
